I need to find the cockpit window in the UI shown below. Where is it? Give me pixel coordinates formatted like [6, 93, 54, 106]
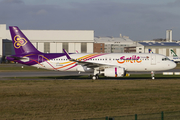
[162, 57, 170, 61]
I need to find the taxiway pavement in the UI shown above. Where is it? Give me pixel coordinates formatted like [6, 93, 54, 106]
[0, 69, 180, 78]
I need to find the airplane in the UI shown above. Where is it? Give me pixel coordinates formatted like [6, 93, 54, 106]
[6, 26, 176, 80]
[168, 49, 180, 63]
[149, 49, 180, 63]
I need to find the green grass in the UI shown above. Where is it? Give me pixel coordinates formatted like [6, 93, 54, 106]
[0, 79, 180, 120]
[0, 63, 180, 119]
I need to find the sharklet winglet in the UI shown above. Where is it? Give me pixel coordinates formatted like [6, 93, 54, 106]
[63, 49, 72, 60]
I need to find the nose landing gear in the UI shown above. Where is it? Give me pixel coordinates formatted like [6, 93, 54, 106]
[151, 71, 155, 79]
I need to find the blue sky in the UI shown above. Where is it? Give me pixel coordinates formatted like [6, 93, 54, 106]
[0, 0, 180, 41]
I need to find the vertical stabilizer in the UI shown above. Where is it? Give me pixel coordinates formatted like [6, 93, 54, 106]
[170, 49, 178, 57]
[149, 49, 153, 53]
[9, 26, 41, 55]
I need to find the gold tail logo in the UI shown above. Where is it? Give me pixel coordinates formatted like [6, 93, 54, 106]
[14, 35, 27, 49]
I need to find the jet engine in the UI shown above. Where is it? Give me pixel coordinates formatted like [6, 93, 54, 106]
[104, 67, 126, 77]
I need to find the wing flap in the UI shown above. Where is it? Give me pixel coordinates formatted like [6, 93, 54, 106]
[62, 49, 117, 70]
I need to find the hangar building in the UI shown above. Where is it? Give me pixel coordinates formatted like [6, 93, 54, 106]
[94, 35, 137, 53]
[136, 30, 180, 56]
[0, 24, 94, 62]
[137, 42, 180, 56]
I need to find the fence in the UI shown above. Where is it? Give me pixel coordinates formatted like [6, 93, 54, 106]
[80, 111, 180, 120]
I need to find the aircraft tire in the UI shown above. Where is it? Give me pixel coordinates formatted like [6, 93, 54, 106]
[92, 75, 97, 80]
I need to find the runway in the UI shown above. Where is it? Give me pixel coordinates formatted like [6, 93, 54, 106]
[0, 69, 180, 78]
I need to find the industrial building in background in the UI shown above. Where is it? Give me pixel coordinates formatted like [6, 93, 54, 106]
[94, 35, 138, 53]
[166, 29, 172, 42]
[137, 29, 180, 57]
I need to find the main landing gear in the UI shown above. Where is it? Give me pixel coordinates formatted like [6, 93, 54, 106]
[92, 74, 99, 80]
[92, 68, 100, 80]
[151, 71, 155, 79]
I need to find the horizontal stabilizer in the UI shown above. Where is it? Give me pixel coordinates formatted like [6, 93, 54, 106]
[6, 55, 26, 61]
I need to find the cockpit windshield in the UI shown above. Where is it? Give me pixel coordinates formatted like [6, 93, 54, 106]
[162, 57, 170, 61]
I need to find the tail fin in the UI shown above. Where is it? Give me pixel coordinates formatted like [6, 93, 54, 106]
[148, 49, 153, 53]
[75, 50, 79, 53]
[170, 49, 178, 57]
[9, 26, 41, 55]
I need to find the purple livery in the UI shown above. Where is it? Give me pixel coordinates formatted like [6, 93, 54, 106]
[10, 27, 41, 54]
[7, 26, 65, 66]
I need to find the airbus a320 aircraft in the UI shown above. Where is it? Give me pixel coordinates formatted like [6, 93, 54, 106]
[6, 26, 176, 79]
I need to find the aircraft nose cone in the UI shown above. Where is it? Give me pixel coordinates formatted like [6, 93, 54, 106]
[170, 61, 176, 69]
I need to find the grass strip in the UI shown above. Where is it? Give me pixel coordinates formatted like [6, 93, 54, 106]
[0, 79, 180, 119]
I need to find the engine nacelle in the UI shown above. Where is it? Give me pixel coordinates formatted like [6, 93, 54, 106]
[104, 67, 125, 77]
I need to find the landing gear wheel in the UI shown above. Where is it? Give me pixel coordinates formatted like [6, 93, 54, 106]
[92, 75, 99, 80]
[92, 76, 97, 80]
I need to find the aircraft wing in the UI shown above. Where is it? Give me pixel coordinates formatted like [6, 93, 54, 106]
[63, 49, 115, 70]
[70, 58, 113, 70]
